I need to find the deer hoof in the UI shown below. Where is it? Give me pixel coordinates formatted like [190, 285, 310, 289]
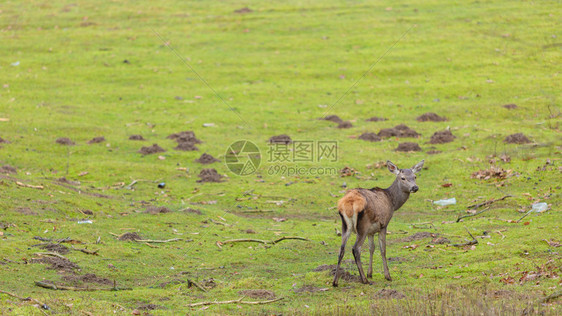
[385, 275, 393, 281]
[332, 281, 339, 287]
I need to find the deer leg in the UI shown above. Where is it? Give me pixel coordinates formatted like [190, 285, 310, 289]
[378, 227, 392, 281]
[332, 223, 351, 287]
[352, 233, 369, 284]
[367, 234, 375, 278]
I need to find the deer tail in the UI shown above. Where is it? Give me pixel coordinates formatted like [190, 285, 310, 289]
[338, 190, 366, 234]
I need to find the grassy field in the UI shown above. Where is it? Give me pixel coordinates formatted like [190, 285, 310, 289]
[1, 0, 561, 314]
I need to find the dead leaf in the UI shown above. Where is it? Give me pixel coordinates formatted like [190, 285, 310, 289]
[500, 276, 515, 284]
[403, 244, 419, 250]
[441, 183, 453, 187]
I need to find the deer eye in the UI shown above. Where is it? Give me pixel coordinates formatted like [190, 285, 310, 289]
[401, 177, 406, 180]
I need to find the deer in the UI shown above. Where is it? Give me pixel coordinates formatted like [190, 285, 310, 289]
[332, 160, 424, 287]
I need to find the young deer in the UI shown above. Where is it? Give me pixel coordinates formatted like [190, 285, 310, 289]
[332, 160, 424, 287]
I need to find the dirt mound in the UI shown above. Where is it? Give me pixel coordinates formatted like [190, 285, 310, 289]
[337, 121, 353, 129]
[417, 112, 447, 122]
[56, 137, 75, 146]
[358, 133, 381, 142]
[503, 104, 518, 109]
[62, 273, 112, 286]
[32, 256, 79, 272]
[195, 153, 220, 164]
[399, 232, 438, 243]
[138, 144, 166, 155]
[375, 289, 406, 299]
[129, 135, 145, 141]
[395, 142, 421, 152]
[313, 264, 361, 283]
[197, 168, 223, 183]
[238, 289, 276, 299]
[429, 130, 455, 144]
[167, 131, 202, 144]
[366, 116, 387, 122]
[145, 206, 171, 214]
[183, 208, 202, 215]
[0, 137, 10, 143]
[174, 142, 198, 151]
[35, 243, 70, 254]
[378, 125, 419, 138]
[323, 115, 343, 123]
[119, 232, 142, 241]
[87, 136, 105, 144]
[0, 165, 17, 174]
[269, 134, 292, 144]
[504, 133, 531, 144]
[430, 237, 450, 244]
[313, 264, 335, 272]
[234, 7, 253, 14]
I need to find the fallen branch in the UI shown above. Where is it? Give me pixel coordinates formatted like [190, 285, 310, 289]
[34, 281, 131, 291]
[136, 238, 183, 243]
[467, 195, 512, 209]
[516, 209, 534, 223]
[0, 289, 50, 313]
[186, 297, 283, 307]
[451, 228, 478, 247]
[71, 247, 99, 255]
[16, 181, 44, 190]
[456, 207, 491, 222]
[187, 279, 207, 292]
[219, 236, 308, 246]
[34, 252, 68, 260]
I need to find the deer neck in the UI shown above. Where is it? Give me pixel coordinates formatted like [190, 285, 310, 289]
[386, 178, 410, 211]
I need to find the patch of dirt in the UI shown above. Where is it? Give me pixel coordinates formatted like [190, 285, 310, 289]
[174, 142, 198, 151]
[0, 165, 17, 174]
[62, 273, 112, 286]
[503, 104, 518, 109]
[395, 142, 422, 152]
[366, 116, 387, 122]
[431, 237, 450, 244]
[87, 136, 105, 144]
[269, 134, 292, 144]
[417, 112, 447, 122]
[238, 289, 276, 299]
[15, 207, 38, 215]
[378, 125, 420, 138]
[32, 256, 79, 272]
[312, 264, 361, 283]
[145, 206, 171, 214]
[375, 289, 406, 299]
[399, 232, 438, 243]
[195, 153, 220, 164]
[294, 285, 330, 293]
[118, 232, 142, 241]
[337, 121, 353, 129]
[504, 133, 531, 144]
[429, 130, 456, 144]
[138, 144, 166, 155]
[323, 115, 343, 123]
[234, 7, 253, 14]
[138, 303, 166, 310]
[0, 137, 10, 143]
[129, 135, 145, 141]
[56, 137, 75, 146]
[197, 168, 223, 183]
[35, 243, 70, 255]
[471, 166, 512, 180]
[167, 131, 202, 144]
[183, 208, 202, 215]
[426, 150, 442, 155]
[358, 132, 381, 142]
[313, 264, 334, 272]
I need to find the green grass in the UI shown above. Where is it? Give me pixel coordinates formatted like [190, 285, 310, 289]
[1, 0, 561, 314]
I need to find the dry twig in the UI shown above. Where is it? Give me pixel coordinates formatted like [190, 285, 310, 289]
[186, 297, 283, 307]
[456, 207, 491, 222]
[219, 236, 308, 246]
[467, 195, 512, 209]
[34, 281, 131, 291]
[187, 279, 207, 292]
[451, 228, 478, 247]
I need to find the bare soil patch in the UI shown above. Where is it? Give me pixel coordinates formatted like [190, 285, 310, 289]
[145, 206, 171, 214]
[129, 135, 145, 141]
[269, 134, 292, 144]
[504, 133, 531, 144]
[503, 104, 518, 109]
[119, 232, 142, 241]
[34, 243, 70, 254]
[313, 264, 361, 283]
[375, 288, 406, 299]
[195, 153, 220, 164]
[138, 144, 166, 155]
[197, 168, 223, 183]
[399, 232, 438, 243]
[174, 142, 198, 151]
[379, 124, 420, 138]
[32, 256, 80, 273]
[238, 289, 276, 299]
[395, 142, 421, 152]
[56, 137, 75, 146]
[337, 121, 353, 129]
[138, 303, 166, 310]
[167, 131, 202, 144]
[182, 208, 202, 215]
[358, 132, 381, 142]
[429, 130, 456, 144]
[87, 136, 105, 144]
[417, 112, 447, 122]
[366, 116, 387, 122]
[0, 165, 17, 174]
[62, 273, 112, 286]
[15, 207, 38, 216]
[426, 150, 442, 155]
[323, 115, 343, 123]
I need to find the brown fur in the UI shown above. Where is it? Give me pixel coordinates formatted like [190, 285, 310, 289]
[337, 190, 366, 218]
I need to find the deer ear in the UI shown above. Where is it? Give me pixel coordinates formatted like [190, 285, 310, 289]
[387, 161, 400, 175]
[412, 160, 424, 173]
